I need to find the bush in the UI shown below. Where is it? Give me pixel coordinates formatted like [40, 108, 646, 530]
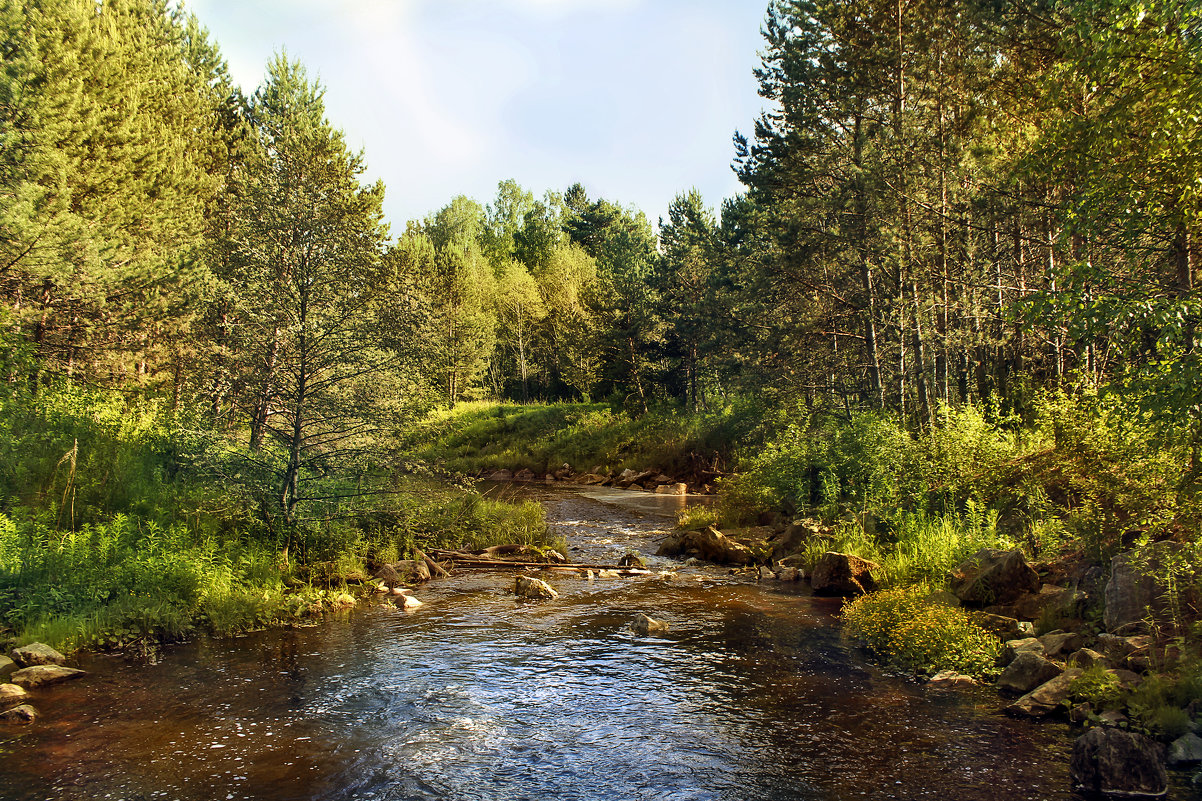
[842, 586, 1001, 678]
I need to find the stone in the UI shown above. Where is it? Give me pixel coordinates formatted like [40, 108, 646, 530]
[0, 684, 27, 709]
[1070, 727, 1167, 799]
[1069, 702, 1093, 724]
[597, 569, 620, 578]
[488, 469, 513, 480]
[630, 613, 670, 635]
[1169, 733, 1202, 767]
[951, 548, 1041, 607]
[928, 670, 976, 688]
[1005, 668, 1082, 718]
[399, 595, 423, 610]
[514, 576, 558, 600]
[0, 705, 36, 724]
[10, 665, 86, 689]
[1105, 541, 1187, 633]
[1013, 584, 1088, 622]
[973, 612, 1027, 641]
[998, 637, 1046, 667]
[776, 567, 801, 582]
[1098, 709, 1129, 726]
[10, 643, 66, 668]
[1038, 629, 1086, 658]
[619, 553, 648, 569]
[757, 565, 776, 581]
[1068, 648, 1111, 670]
[810, 551, 879, 596]
[657, 527, 753, 566]
[654, 483, 688, 495]
[925, 590, 961, 608]
[0, 656, 15, 679]
[998, 651, 1063, 695]
[372, 563, 404, 588]
[578, 473, 609, 486]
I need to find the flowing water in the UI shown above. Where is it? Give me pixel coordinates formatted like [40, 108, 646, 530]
[0, 484, 1081, 801]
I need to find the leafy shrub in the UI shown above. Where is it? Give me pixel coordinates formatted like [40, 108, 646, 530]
[842, 586, 1001, 678]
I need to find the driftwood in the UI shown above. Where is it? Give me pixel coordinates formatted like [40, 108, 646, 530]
[426, 548, 653, 577]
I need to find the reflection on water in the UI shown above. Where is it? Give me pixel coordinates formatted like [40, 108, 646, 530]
[0, 485, 1076, 801]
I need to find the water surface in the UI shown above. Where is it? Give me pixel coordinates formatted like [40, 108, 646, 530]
[0, 484, 1076, 800]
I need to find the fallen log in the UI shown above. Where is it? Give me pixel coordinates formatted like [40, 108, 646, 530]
[425, 549, 652, 576]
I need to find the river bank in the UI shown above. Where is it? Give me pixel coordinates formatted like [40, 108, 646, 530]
[0, 483, 1095, 801]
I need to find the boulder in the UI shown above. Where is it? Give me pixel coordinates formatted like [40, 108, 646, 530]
[925, 590, 961, 608]
[10, 643, 66, 668]
[776, 567, 802, 582]
[596, 569, 620, 578]
[757, 565, 777, 581]
[619, 552, 648, 569]
[1038, 629, 1086, 658]
[398, 595, 423, 610]
[1070, 727, 1167, 799]
[371, 563, 404, 588]
[1169, 733, 1202, 767]
[998, 651, 1063, 695]
[810, 552, 879, 597]
[0, 705, 36, 724]
[630, 613, 670, 635]
[998, 637, 1046, 667]
[514, 576, 558, 600]
[10, 665, 86, 689]
[928, 670, 976, 688]
[657, 527, 753, 566]
[488, 469, 513, 480]
[0, 656, 15, 679]
[0, 684, 27, 709]
[1013, 584, 1088, 622]
[578, 473, 609, 486]
[414, 549, 450, 579]
[1104, 541, 1187, 633]
[973, 612, 1029, 641]
[951, 548, 1041, 607]
[1005, 668, 1082, 718]
[654, 483, 688, 495]
[1068, 648, 1111, 670]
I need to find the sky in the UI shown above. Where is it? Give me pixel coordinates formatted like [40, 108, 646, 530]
[185, 0, 771, 233]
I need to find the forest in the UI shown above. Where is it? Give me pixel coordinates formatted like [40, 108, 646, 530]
[0, 0, 1200, 665]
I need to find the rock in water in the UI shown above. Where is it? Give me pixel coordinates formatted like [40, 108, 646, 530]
[1070, 727, 1167, 799]
[399, 595, 423, 610]
[0, 684, 27, 709]
[0, 705, 36, 724]
[10, 643, 66, 668]
[951, 548, 1040, 606]
[1169, 733, 1202, 767]
[1005, 668, 1082, 718]
[630, 613, 669, 635]
[514, 576, 558, 600]
[810, 552, 879, 596]
[10, 665, 86, 689]
[928, 670, 975, 688]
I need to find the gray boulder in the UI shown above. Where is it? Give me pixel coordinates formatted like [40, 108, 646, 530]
[1105, 541, 1188, 633]
[0, 704, 36, 724]
[1068, 648, 1111, 670]
[0, 656, 15, 679]
[1168, 733, 1202, 767]
[998, 637, 1046, 667]
[656, 527, 753, 566]
[1038, 629, 1086, 658]
[514, 575, 558, 600]
[10, 665, 86, 689]
[0, 684, 26, 709]
[10, 643, 66, 668]
[1005, 668, 1083, 718]
[810, 552, 879, 597]
[951, 548, 1040, 606]
[1013, 584, 1088, 621]
[631, 613, 669, 635]
[998, 651, 1064, 695]
[1070, 727, 1167, 799]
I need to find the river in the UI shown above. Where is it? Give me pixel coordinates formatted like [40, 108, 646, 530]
[0, 483, 1079, 800]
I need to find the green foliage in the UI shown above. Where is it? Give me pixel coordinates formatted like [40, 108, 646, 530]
[842, 586, 1001, 678]
[1069, 664, 1126, 711]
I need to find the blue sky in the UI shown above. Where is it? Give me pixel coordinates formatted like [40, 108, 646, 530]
[186, 0, 770, 233]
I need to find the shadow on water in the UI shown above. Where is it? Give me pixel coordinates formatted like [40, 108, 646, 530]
[0, 483, 1084, 801]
